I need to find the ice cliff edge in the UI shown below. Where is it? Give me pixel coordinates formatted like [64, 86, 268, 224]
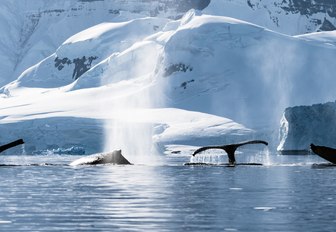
[278, 102, 336, 151]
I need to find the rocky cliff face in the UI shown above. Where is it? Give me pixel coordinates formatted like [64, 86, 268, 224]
[205, 0, 336, 35]
[2, 0, 336, 87]
[1, 0, 336, 87]
[251, 0, 336, 31]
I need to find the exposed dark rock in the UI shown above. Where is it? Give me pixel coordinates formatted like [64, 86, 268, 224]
[247, 0, 336, 17]
[318, 18, 336, 31]
[175, 0, 211, 12]
[164, 63, 193, 77]
[54, 55, 98, 80]
[108, 9, 120, 15]
[246, 0, 336, 32]
[72, 56, 98, 80]
[80, 0, 210, 19]
[54, 57, 71, 71]
[171, 150, 181, 154]
[180, 79, 195, 89]
[283, 0, 336, 17]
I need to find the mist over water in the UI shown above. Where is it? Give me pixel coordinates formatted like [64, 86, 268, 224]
[101, 41, 166, 164]
[101, 84, 162, 164]
[189, 147, 272, 165]
[96, 10, 336, 159]
[104, 119, 157, 164]
[224, 32, 336, 149]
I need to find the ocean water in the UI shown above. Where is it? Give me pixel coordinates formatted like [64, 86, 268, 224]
[0, 152, 335, 231]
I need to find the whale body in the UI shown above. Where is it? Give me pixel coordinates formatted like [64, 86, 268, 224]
[70, 150, 132, 166]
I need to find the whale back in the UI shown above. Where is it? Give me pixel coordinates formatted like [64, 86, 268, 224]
[70, 150, 132, 166]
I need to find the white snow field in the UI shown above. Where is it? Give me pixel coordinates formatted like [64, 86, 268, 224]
[1, 2, 336, 158]
[205, 0, 336, 35]
[0, 0, 209, 87]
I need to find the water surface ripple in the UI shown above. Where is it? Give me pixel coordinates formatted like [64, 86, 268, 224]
[0, 154, 335, 231]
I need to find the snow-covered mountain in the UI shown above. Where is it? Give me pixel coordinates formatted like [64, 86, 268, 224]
[2, 0, 336, 87]
[1, 1, 336, 157]
[0, 0, 210, 87]
[205, 0, 336, 35]
[0, 11, 259, 157]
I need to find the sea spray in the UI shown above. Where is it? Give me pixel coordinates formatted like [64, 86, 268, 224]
[246, 147, 272, 165]
[101, 41, 166, 164]
[21, 144, 27, 156]
[104, 119, 158, 164]
[261, 147, 271, 166]
[190, 150, 226, 164]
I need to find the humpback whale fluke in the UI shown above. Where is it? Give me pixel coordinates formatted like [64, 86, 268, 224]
[70, 150, 132, 166]
[310, 143, 336, 164]
[192, 140, 268, 165]
[0, 139, 24, 153]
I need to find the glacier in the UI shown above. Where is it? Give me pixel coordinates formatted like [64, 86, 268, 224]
[1, 1, 336, 158]
[278, 102, 336, 151]
[0, 0, 210, 87]
[205, 0, 336, 35]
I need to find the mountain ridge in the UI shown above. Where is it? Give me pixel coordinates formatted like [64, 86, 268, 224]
[1, 1, 336, 153]
[0, 0, 210, 86]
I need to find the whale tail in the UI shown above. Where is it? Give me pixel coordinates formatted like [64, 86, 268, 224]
[0, 139, 24, 153]
[192, 140, 268, 165]
[310, 143, 336, 164]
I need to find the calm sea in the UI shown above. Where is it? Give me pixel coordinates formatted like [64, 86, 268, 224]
[0, 152, 335, 231]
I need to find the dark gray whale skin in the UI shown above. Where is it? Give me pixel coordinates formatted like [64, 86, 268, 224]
[70, 150, 132, 165]
[192, 140, 268, 165]
[311, 143, 336, 164]
[0, 139, 24, 153]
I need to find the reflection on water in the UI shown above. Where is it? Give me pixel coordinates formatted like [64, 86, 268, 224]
[0, 153, 335, 231]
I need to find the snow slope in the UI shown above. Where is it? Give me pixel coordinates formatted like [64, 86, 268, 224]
[2, 0, 336, 87]
[0, 0, 209, 87]
[157, 12, 336, 130]
[205, 0, 336, 35]
[1, 17, 170, 90]
[2, 9, 336, 156]
[0, 12, 258, 157]
[295, 31, 336, 47]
